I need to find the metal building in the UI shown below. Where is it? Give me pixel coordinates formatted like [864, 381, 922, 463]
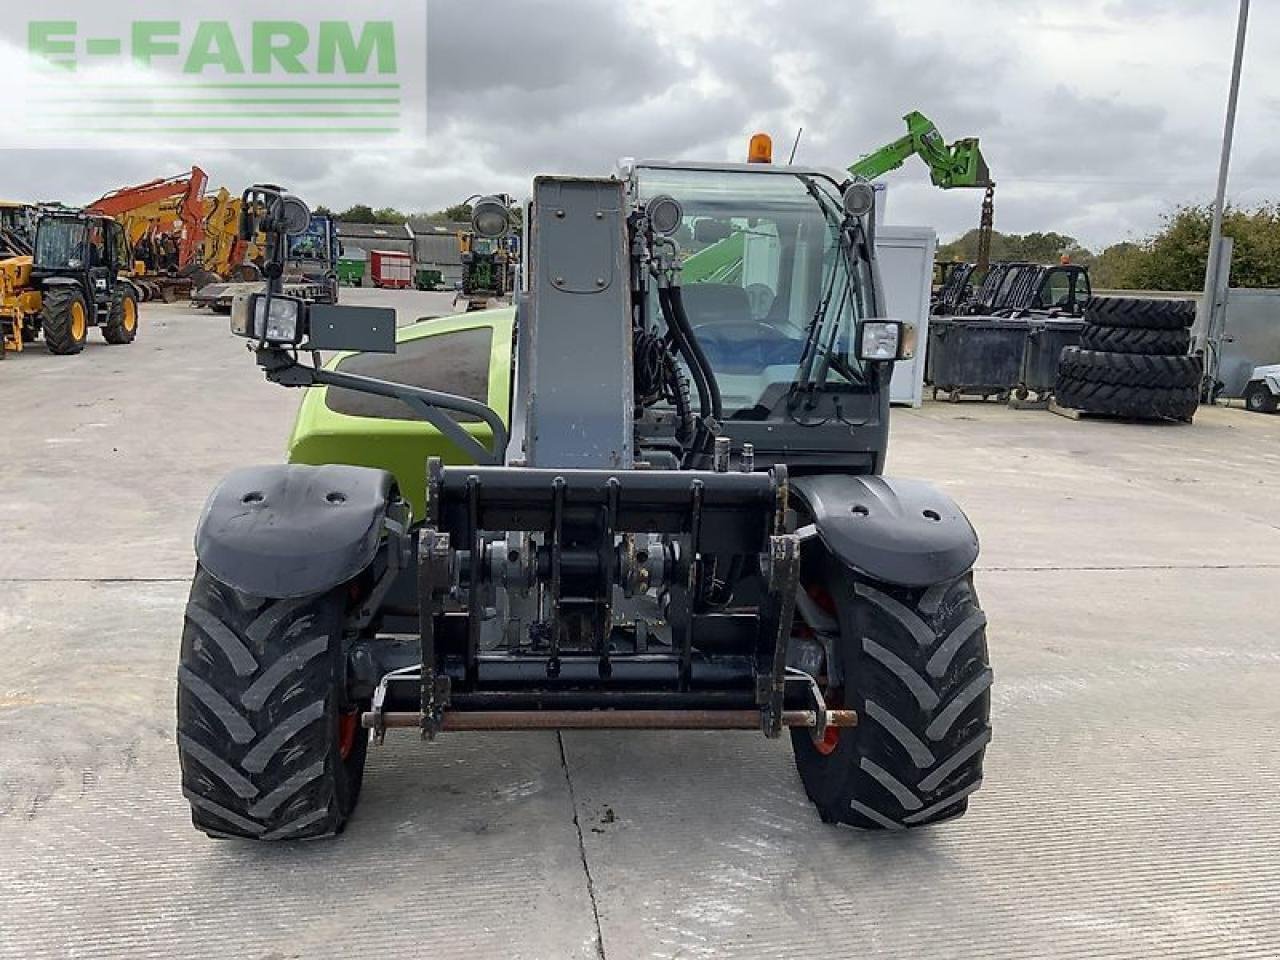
[335, 222, 416, 262]
[410, 218, 469, 286]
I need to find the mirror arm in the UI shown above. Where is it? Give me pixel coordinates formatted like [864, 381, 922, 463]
[258, 350, 508, 466]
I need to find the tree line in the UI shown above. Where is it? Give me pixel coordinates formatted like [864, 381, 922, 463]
[937, 202, 1280, 290]
[318, 197, 1278, 292]
[313, 203, 478, 225]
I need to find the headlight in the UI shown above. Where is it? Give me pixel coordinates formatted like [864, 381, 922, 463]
[858, 320, 916, 362]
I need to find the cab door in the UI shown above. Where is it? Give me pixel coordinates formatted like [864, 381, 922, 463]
[86, 221, 116, 311]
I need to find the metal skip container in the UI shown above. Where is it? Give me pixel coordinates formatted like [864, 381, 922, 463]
[1018, 317, 1084, 401]
[927, 316, 1031, 402]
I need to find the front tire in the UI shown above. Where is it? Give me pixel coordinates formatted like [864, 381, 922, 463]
[41, 287, 89, 355]
[792, 562, 992, 829]
[1245, 382, 1278, 414]
[177, 568, 368, 840]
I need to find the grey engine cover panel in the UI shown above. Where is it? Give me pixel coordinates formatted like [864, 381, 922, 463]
[791, 475, 979, 588]
[195, 463, 395, 599]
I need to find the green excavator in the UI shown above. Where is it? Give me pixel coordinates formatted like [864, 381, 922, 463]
[683, 111, 995, 283]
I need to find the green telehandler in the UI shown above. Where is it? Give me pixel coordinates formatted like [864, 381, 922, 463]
[177, 156, 992, 841]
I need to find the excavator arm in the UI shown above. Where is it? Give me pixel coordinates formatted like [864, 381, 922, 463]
[88, 167, 209, 269]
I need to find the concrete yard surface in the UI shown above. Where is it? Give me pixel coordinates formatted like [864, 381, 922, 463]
[1, 291, 1278, 959]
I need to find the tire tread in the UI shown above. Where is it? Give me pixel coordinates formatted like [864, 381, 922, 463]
[102, 286, 138, 345]
[1054, 375, 1199, 420]
[1084, 296, 1195, 331]
[1079, 325, 1190, 355]
[792, 569, 991, 830]
[1059, 347, 1201, 389]
[177, 569, 365, 840]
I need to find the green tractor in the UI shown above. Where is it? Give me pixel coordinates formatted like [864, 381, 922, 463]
[177, 162, 992, 841]
[456, 198, 519, 311]
[29, 212, 140, 354]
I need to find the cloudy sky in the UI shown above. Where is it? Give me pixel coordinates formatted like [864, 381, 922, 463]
[1, 0, 1276, 250]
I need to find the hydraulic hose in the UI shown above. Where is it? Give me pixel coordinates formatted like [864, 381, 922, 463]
[668, 285, 723, 423]
[664, 351, 695, 446]
[659, 286, 711, 422]
[658, 286, 714, 469]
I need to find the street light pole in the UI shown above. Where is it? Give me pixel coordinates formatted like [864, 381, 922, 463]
[1199, 0, 1250, 395]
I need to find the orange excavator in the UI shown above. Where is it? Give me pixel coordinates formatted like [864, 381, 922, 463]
[88, 167, 207, 301]
[91, 167, 206, 254]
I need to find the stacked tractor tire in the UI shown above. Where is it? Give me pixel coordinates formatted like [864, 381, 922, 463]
[1054, 297, 1201, 422]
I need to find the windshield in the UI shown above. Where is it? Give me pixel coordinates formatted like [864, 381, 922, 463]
[636, 166, 872, 418]
[34, 219, 86, 269]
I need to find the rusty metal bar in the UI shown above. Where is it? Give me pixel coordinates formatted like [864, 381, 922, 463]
[362, 709, 857, 732]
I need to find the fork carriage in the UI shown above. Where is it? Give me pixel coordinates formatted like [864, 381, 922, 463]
[354, 459, 859, 741]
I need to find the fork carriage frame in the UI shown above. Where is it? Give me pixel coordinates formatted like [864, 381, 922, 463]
[356, 456, 859, 740]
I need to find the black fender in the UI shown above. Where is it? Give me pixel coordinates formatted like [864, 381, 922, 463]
[791, 475, 979, 588]
[194, 464, 397, 600]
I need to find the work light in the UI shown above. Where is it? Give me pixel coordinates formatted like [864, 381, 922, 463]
[645, 195, 683, 236]
[230, 292, 306, 346]
[842, 182, 876, 219]
[858, 320, 915, 362]
[279, 195, 312, 236]
[471, 196, 512, 239]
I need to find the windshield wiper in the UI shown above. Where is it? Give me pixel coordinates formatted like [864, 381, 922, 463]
[793, 233, 865, 397]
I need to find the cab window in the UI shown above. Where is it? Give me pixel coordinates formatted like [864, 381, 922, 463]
[325, 326, 494, 422]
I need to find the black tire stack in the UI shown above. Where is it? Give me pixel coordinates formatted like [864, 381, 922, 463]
[1055, 297, 1201, 422]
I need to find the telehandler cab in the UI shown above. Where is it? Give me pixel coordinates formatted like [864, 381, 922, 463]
[178, 157, 992, 841]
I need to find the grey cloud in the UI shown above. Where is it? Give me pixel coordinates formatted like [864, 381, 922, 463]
[0, 0, 1273, 250]
[1103, 0, 1224, 19]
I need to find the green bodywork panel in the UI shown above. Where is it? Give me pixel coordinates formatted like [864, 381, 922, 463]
[287, 307, 515, 518]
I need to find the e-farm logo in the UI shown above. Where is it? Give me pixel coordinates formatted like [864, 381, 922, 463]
[29, 21, 398, 77]
[7, 3, 426, 148]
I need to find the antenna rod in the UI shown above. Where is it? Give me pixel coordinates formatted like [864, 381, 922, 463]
[788, 127, 804, 165]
